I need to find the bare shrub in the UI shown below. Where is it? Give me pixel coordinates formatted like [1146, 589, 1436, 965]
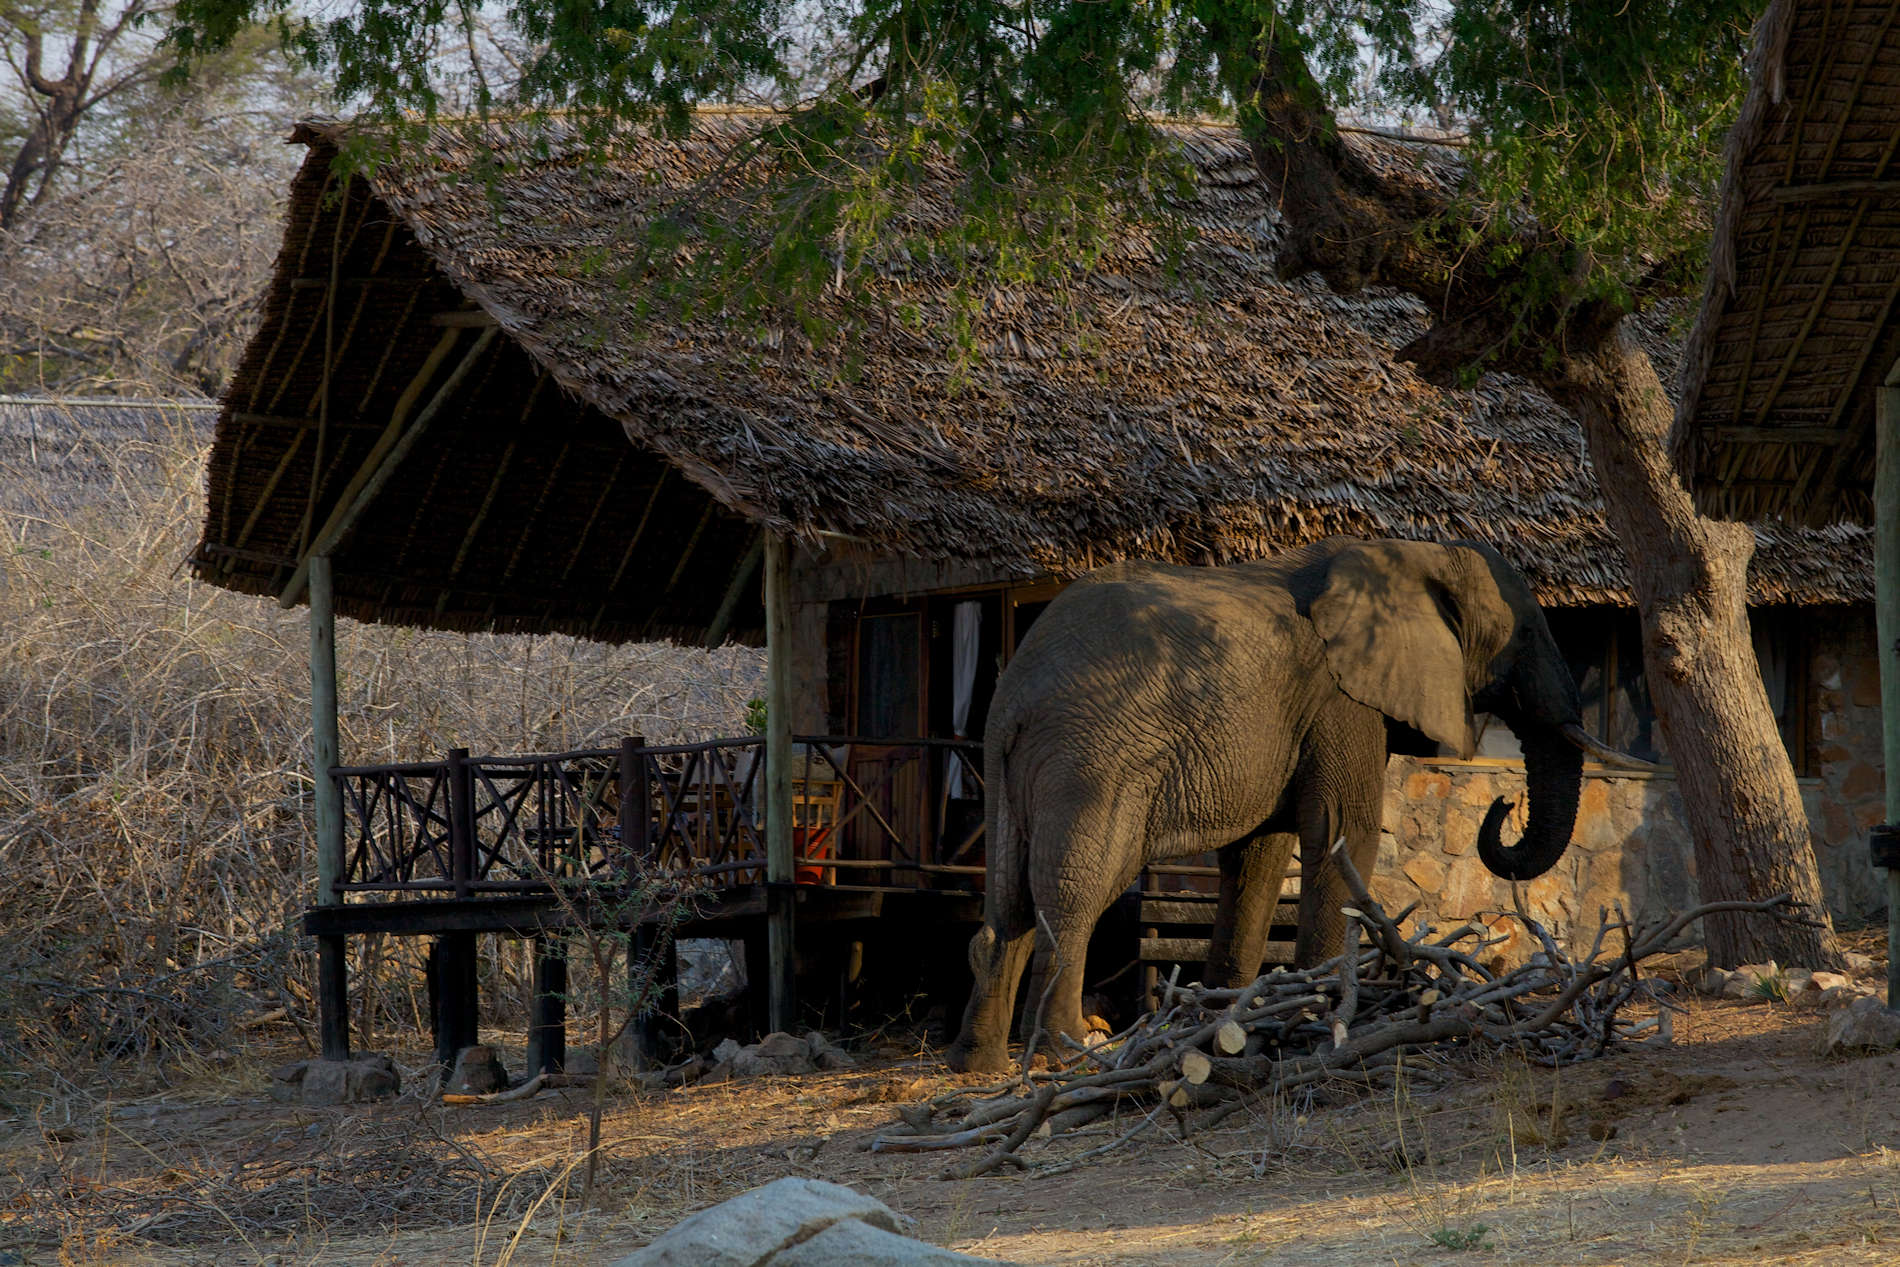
[0, 409, 762, 1101]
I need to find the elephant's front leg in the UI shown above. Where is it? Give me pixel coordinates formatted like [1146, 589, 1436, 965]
[1021, 855, 1141, 1056]
[1204, 831, 1297, 988]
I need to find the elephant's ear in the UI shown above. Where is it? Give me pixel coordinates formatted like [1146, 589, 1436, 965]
[1309, 542, 1476, 759]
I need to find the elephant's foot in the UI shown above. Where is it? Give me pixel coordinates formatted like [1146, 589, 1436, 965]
[943, 1039, 1014, 1074]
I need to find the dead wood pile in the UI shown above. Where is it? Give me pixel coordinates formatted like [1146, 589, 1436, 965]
[871, 841, 1817, 1178]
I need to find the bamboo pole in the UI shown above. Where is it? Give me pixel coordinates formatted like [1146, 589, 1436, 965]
[763, 532, 796, 1032]
[1878, 370, 1900, 1009]
[309, 554, 350, 1060]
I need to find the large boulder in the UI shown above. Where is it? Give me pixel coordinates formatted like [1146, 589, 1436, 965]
[446, 1044, 509, 1094]
[1822, 996, 1900, 1055]
[773, 1217, 1008, 1266]
[272, 1055, 400, 1105]
[609, 1177, 1014, 1267]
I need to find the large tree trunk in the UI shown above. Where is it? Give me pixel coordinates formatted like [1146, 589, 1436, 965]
[1213, 20, 1843, 970]
[1541, 330, 1841, 969]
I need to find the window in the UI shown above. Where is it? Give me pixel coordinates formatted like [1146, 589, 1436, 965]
[1534, 607, 1809, 774]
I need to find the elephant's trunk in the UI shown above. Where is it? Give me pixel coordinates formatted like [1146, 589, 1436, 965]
[1475, 718, 1584, 883]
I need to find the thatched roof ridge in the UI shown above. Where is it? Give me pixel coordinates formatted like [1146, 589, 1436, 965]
[2, 396, 215, 522]
[195, 112, 1869, 646]
[1675, 0, 1900, 526]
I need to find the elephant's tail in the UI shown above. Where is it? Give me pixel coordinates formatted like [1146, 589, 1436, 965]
[979, 717, 1031, 939]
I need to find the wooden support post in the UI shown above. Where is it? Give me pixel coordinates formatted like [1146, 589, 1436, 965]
[1876, 369, 1900, 1009]
[631, 923, 679, 1069]
[764, 532, 797, 1033]
[619, 735, 650, 868]
[448, 746, 475, 899]
[309, 554, 351, 1061]
[428, 933, 480, 1069]
[526, 935, 567, 1075]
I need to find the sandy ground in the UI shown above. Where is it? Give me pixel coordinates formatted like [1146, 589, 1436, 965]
[7, 958, 1900, 1266]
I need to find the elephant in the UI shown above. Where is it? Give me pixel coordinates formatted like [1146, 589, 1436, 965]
[945, 536, 1645, 1074]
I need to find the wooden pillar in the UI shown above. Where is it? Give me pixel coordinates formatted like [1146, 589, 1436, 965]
[428, 933, 480, 1068]
[526, 935, 566, 1075]
[1876, 371, 1900, 1008]
[631, 923, 679, 1068]
[764, 532, 797, 1032]
[309, 554, 350, 1061]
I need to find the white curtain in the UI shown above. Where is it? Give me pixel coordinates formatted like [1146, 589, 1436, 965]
[948, 601, 981, 797]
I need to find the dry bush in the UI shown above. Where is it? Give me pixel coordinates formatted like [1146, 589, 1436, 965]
[0, 413, 762, 1103]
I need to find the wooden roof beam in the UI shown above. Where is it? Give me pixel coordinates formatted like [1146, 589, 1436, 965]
[703, 531, 765, 647]
[277, 325, 498, 608]
[1710, 425, 1856, 444]
[1770, 179, 1900, 203]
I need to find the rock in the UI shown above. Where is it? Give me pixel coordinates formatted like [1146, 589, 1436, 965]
[772, 1218, 1015, 1265]
[1822, 996, 1900, 1055]
[1682, 964, 1728, 996]
[700, 1060, 734, 1085]
[1819, 984, 1862, 1009]
[755, 1031, 811, 1061]
[1810, 971, 1852, 994]
[1720, 970, 1761, 1001]
[816, 1046, 856, 1070]
[804, 1030, 831, 1056]
[447, 1045, 508, 1095]
[269, 1061, 309, 1103]
[609, 1177, 909, 1267]
[1844, 952, 1877, 974]
[733, 1032, 817, 1078]
[712, 1037, 744, 1064]
[288, 1054, 400, 1106]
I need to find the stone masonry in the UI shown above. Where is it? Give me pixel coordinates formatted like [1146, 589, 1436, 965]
[1373, 608, 1888, 949]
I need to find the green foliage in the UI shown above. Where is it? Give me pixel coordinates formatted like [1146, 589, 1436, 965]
[1428, 1222, 1493, 1251]
[157, 0, 1762, 358]
[1403, 0, 1754, 304]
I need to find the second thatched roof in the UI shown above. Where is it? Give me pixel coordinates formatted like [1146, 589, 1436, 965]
[1676, 0, 1900, 527]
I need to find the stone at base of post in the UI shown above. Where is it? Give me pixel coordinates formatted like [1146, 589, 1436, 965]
[428, 933, 480, 1069]
[317, 933, 350, 1061]
[527, 937, 567, 1074]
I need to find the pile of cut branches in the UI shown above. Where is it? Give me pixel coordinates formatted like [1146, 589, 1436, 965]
[873, 841, 1816, 1177]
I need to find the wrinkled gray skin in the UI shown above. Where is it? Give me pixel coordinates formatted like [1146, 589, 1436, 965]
[945, 537, 1586, 1074]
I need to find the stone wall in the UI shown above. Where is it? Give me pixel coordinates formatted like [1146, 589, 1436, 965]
[1370, 761, 1711, 960]
[1805, 606, 1888, 923]
[1373, 604, 1890, 951]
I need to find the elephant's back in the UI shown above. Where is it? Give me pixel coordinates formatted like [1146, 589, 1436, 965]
[989, 561, 1310, 755]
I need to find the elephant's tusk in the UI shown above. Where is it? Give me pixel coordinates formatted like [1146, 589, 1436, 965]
[1560, 723, 1659, 771]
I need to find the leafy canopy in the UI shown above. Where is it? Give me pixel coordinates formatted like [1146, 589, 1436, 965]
[159, 0, 1762, 339]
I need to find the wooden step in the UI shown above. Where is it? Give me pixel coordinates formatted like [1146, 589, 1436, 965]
[1140, 899, 1299, 926]
[1138, 937, 1297, 965]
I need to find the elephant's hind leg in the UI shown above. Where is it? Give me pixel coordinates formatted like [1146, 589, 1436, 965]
[946, 918, 1036, 1073]
[1204, 831, 1297, 988]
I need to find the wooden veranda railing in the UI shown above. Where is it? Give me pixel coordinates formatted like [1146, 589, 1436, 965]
[329, 735, 988, 899]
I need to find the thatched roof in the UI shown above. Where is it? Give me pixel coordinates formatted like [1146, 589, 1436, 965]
[2, 396, 215, 523]
[193, 112, 1870, 646]
[1675, 0, 1900, 526]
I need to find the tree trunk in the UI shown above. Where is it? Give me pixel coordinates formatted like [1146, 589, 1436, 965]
[1212, 15, 1845, 973]
[1539, 329, 1842, 970]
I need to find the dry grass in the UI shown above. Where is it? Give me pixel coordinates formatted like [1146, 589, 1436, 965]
[0, 420, 763, 1107]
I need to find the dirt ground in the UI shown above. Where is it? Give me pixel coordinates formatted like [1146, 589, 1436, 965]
[8, 949, 1900, 1266]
